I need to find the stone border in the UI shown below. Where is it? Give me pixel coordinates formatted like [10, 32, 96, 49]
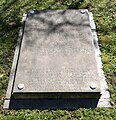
[3, 13, 27, 109]
[88, 11, 111, 107]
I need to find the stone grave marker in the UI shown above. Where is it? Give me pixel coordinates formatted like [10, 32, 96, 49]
[4, 10, 110, 109]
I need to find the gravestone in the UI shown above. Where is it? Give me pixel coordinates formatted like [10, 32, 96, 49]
[4, 10, 110, 109]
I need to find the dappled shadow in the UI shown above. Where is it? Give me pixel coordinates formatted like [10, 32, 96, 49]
[0, 0, 21, 77]
[23, 10, 91, 51]
[0, 0, 21, 38]
[0, 0, 18, 14]
[0, 0, 20, 34]
[68, 0, 84, 9]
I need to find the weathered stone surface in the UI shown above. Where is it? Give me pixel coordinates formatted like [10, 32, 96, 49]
[12, 10, 100, 99]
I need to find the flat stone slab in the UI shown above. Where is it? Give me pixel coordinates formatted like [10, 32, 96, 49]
[12, 10, 100, 98]
[4, 10, 111, 109]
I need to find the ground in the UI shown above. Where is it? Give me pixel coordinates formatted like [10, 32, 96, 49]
[0, 0, 116, 119]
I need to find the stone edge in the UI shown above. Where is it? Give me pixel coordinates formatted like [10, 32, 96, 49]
[88, 11, 111, 107]
[3, 13, 27, 109]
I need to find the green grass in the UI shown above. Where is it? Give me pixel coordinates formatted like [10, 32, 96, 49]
[0, 0, 116, 119]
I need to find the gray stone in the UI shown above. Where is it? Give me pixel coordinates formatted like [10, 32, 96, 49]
[13, 10, 100, 98]
[4, 10, 110, 109]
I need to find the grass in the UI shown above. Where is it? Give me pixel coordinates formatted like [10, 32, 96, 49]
[0, 0, 116, 119]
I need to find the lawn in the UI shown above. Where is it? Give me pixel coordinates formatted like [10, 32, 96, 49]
[0, 0, 116, 119]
